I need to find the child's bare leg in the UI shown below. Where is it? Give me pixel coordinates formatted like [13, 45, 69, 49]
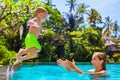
[14, 53, 38, 65]
[20, 53, 38, 61]
[16, 49, 26, 59]
[16, 47, 39, 59]
[14, 47, 39, 65]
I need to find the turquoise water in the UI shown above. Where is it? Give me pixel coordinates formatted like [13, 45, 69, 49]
[10, 63, 120, 80]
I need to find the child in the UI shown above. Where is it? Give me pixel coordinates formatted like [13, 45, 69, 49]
[14, 7, 48, 65]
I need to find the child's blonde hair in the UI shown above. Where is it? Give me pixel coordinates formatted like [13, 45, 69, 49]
[36, 7, 48, 15]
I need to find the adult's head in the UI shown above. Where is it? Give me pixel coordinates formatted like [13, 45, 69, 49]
[91, 52, 106, 71]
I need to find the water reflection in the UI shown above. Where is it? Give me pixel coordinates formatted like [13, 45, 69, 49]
[89, 72, 109, 80]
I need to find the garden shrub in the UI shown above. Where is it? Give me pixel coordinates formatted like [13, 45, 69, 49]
[0, 45, 16, 65]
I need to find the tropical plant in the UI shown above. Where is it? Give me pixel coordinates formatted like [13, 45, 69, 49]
[38, 29, 57, 61]
[0, 45, 16, 65]
[67, 27, 105, 61]
[113, 53, 120, 62]
[102, 16, 113, 37]
[42, 0, 55, 7]
[87, 8, 102, 28]
[111, 21, 120, 38]
[65, 0, 77, 12]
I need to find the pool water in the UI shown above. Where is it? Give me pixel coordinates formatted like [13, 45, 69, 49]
[9, 63, 120, 80]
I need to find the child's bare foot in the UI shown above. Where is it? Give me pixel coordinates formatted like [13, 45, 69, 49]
[13, 58, 22, 66]
[16, 49, 25, 59]
[16, 55, 21, 60]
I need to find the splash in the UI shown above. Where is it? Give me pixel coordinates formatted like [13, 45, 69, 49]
[6, 57, 16, 80]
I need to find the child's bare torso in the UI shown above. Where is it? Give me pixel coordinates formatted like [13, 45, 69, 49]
[28, 18, 41, 37]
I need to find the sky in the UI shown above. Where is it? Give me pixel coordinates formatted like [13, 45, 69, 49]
[41, 0, 120, 25]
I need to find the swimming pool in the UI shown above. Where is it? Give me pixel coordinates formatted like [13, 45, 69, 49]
[9, 63, 120, 80]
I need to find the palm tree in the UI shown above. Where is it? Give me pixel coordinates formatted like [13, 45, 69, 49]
[65, 0, 77, 12]
[76, 3, 89, 15]
[56, 0, 78, 53]
[64, 0, 89, 52]
[87, 8, 102, 28]
[64, 0, 88, 31]
[102, 16, 113, 37]
[63, 3, 89, 31]
[111, 21, 120, 38]
[42, 0, 55, 7]
[75, 3, 89, 30]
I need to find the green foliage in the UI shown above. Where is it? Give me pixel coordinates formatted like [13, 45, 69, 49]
[38, 30, 57, 61]
[106, 55, 115, 63]
[0, 45, 16, 65]
[67, 27, 105, 61]
[113, 53, 120, 62]
[63, 40, 73, 59]
[0, 0, 42, 27]
[43, 8, 63, 29]
[0, 36, 7, 46]
[43, 29, 56, 38]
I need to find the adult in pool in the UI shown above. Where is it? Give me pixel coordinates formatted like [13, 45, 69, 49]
[57, 52, 106, 74]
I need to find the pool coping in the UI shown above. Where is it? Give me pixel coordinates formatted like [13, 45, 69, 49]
[22, 62, 120, 65]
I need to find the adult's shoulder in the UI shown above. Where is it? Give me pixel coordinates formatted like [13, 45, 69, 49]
[88, 69, 107, 74]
